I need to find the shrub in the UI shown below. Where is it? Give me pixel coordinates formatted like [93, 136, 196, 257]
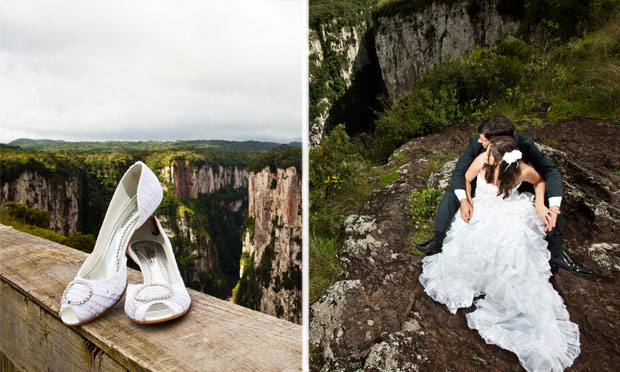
[0, 206, 96, 253]
[4, 202, 50, 228]
[281, 265, 302, 291]
[408, 187, 443, 250]
[519, 0, 620, 42]
[64, 232, 96, 253]
[409, 188, 443, 219]
[494, 36, 535, 61]
[310, 124, 362, 198]
[372, 87, 459, 162]
[419, 46, 528, 105]
[379, 172, 399, 186]
[243, 216, 256, 243]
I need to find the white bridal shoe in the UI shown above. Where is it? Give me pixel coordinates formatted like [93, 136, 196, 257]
[124, 215, 191, 323]
[60, 161, 163, 326]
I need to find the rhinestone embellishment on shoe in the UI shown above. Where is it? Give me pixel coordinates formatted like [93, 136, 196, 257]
[62, 280, 93, 305]
[134, 283, 174, 302]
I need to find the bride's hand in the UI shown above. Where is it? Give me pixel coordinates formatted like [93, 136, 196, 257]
[536, 204, 556, 232]
[549, 206, 561, 227]
[460, 199, 473, 223]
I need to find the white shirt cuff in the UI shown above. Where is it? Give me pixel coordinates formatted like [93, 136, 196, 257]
[454, 189, 467, 201]
[548, 197, 562, 208]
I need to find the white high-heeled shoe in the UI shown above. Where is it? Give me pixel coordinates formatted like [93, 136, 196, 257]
[60, 161, 163, 326]
[124, 215, 191, 324]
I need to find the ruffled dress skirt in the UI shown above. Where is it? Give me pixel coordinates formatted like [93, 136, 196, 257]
[419, 178, 580, 372]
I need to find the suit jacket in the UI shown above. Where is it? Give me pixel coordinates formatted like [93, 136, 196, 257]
[450, 134, 563, 199]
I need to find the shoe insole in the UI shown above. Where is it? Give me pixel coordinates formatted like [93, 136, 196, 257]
[132, 240, 174, 315]
[86, 195, 139, 280]
[132, 240, 172, 287]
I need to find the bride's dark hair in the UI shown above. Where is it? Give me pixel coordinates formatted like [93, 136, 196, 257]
[482, 136, 521, 199]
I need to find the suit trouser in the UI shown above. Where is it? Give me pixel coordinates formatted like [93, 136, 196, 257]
[434, 188, 563, 254]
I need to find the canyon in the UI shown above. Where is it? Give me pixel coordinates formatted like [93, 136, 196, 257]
[309, 0, 519, 145]
[0, 145, 301, 323]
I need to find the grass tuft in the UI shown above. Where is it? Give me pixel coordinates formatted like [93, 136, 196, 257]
[309, 233, 342, 303]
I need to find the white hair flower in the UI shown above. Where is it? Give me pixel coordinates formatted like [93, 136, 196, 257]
[502, 149, 522, 165]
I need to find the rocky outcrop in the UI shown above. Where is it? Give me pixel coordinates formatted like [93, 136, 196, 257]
[310, 118, 620, 371]
[588, 243, 620, 274]
[310, 175, 420, 368]
[374, 0, 519, 102]
[238, 166, 302, 323]
[161, 160, 248, 198]
[227, 199, 244, 212]
[0, 170, 79, 235]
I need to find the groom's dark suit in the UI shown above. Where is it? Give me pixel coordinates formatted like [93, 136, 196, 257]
[434, 133, 563, 236]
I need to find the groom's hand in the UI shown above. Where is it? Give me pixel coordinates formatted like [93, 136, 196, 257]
[460, 199, 473, 223]
[536, 204, 557, 232]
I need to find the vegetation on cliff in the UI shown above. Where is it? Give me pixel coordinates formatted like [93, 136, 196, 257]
[310, 0, 384, 136]
[310, 0, 376, 27]
[373, 0, 618, 41]
[159, 188, 246, 298]
[234, 231, 302, 319]
[0, 147, 82, 185]
[0, 202, 95, 252]
[9, 138, 288, 153]
[232, 229, 277, 310]
[247, 145, 302, 174]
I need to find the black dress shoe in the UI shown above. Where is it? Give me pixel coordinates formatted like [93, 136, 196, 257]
[415, 238, 443, 256]
[550, 251, 596, 275]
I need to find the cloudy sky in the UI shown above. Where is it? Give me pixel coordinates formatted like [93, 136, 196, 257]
[0, 0, 304, 144]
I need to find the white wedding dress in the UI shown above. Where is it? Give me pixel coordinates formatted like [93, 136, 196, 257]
[419, 174, 580, 372]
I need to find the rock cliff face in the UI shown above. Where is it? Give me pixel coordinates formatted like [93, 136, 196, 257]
[157, 161, 249, 296]
[237, 166, 302, 324]
[309, 0, 519, 144]
[310, 18, 374, 146]
[310, 118, 620, 371]
[161, 160, 248, 198]
[159, 209, 222, 290]
[0, 170, 79, 235]
[312, 20, 371, 91]
[374, 0, 519, 102]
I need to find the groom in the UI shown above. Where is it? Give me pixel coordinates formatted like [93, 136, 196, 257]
[416, 115, 595, 274]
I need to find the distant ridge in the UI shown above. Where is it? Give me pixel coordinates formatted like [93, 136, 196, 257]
[9, 138, 301, 153]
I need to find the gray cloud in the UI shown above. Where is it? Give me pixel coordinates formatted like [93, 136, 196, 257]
[0, 0, 303, 143]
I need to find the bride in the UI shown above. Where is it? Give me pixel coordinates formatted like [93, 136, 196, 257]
[419, 136, 580, 372]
